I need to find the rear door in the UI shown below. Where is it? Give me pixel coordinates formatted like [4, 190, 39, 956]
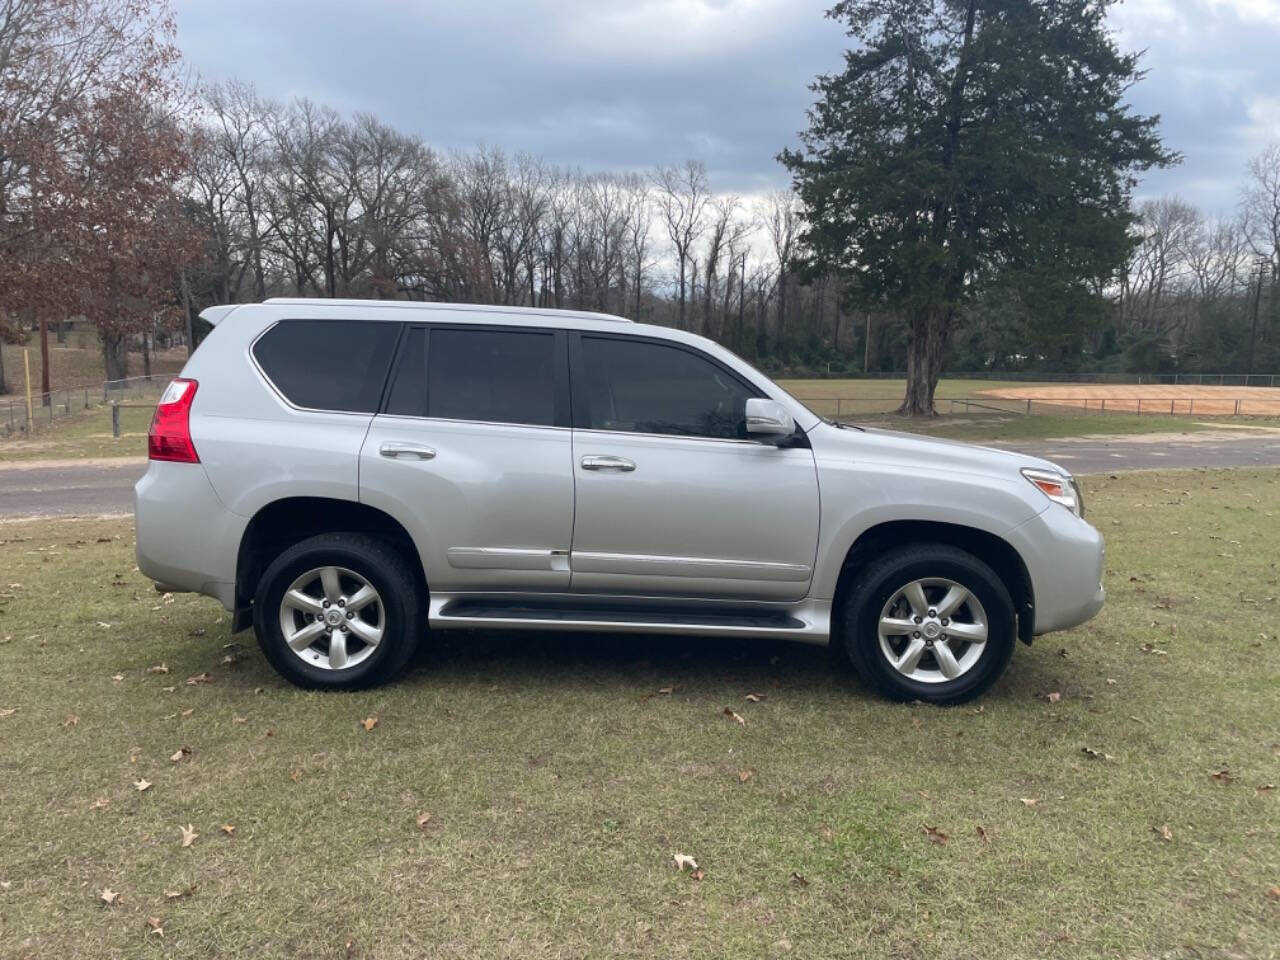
[359, 324, 576, 593]
[567, 333, 820, 601]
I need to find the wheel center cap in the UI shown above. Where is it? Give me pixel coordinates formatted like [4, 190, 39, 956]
[324, 609, 344, 627]
[922, 621, 942, 640]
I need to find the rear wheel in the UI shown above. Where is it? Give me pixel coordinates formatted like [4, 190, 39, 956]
[840, 543, 1015, 704]
[253, 533, 422, 690]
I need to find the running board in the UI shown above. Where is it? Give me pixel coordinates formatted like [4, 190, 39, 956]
[430, 596, 830, 643]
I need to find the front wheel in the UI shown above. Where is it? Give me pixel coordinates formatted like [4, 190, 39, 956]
[840, 543, 1016, 704]
[253, 533, 423, 690]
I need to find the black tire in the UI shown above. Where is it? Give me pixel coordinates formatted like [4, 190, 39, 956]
[840, 543, 1015, 705]
[253, 532, 423, 690]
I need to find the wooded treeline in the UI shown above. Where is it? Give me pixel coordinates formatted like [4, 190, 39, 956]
[1, 0, 1278, 400]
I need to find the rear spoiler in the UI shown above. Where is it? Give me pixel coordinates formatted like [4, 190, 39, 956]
[198, 305, 239, 327]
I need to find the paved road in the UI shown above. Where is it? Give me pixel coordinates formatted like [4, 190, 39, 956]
[0, 458, 144, 519]
[3, 430, 1280, 519]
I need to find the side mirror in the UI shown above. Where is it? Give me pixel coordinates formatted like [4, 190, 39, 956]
[745, 398, 795, 440]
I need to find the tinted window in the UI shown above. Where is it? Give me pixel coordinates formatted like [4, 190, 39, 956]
[385, 327, 426, 417]
[253, 320, 399, 413]
[426, 329, 556, 426]
[580, 337, 756, 439]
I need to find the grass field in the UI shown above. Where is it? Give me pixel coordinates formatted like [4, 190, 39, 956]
[0, 404, 155, 463]
[1, 468, 1277, 959]
[1, 336, 185, 395]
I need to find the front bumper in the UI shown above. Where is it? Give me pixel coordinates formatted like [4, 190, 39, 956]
[1009, 504, 1105, 635]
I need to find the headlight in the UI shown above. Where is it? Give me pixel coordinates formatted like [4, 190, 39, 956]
[1022, 468, 1083, 517]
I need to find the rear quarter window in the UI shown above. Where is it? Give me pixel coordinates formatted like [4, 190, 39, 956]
[252, 319, 399, 413]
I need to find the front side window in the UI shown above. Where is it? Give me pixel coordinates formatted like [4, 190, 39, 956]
[580, 336, 756, 439]
[384, 327, 557, 426]
[252, 319, 399, 413]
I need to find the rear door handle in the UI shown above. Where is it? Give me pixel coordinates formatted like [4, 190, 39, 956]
[380, 441, 436, 460]
[580, 455, 635, 472]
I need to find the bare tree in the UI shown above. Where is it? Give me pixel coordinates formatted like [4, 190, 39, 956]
[651, 160, 709, 329]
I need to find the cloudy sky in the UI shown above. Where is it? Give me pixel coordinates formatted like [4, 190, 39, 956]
[177, 0, 1280, 215]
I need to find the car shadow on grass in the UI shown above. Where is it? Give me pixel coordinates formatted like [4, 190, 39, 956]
[397, 627, 1065, 706]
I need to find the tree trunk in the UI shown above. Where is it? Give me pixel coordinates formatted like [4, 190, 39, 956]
[143, 330, 152, 380]
[39, 317, 51, 406]
[0, 338, 8, 395]
[102, 334, 129, 384]
[898, 307, 949, 416]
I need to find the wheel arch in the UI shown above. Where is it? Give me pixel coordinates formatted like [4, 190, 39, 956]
[233, 497, 427, 631]
[832, 520, 1035, 646]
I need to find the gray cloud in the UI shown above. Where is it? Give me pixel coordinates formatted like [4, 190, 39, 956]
[177, 0, 1280, 209]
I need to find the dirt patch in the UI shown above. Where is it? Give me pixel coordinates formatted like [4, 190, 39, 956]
[981, 384, 1280, 415]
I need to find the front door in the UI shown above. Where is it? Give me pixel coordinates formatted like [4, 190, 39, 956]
[360, 324, 575, 592]
[568, 334, 820, 601]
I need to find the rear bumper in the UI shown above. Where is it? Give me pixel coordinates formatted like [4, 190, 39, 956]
[134, 461, 246, 610]
[1009, 506, 1105, 635]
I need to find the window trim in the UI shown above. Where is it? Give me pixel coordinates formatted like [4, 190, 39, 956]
[569, 331, 766, 442]
[250, 318, 403, 416]
[379, 322, 571, 430]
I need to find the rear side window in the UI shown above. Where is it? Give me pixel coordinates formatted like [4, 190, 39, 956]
[253, 320, 399, 413]
[383, 327, 558, 427]
[579, 336, 756, 439]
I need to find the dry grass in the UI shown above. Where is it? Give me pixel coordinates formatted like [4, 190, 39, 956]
[1, 469, 1278, 958]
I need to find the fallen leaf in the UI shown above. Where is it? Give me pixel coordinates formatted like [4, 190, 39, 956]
[233, 716, 248, 724]
[722, 707, 746, 726]
[180, 824, 197, 847]
[1210, 769, 1236, 784]
[133, 778, 152, 792]
[62, 713, 79, 727]
[0, 708, 16, 718]
[164, 886, 195, 901]
[1267, 886, 1280, 901]
[790, 871, 809, 887]
[976, 825, 990, 843]
[169, 746, 191, 763]
[100, 887, 119, 905]
[1156, 824, 1173, 841]
[923, 824, 949, 845]
[221, 654, 239, 665]
[185, 672, 212, 685]
[673, 853, 698, 871]
[745, 693, 765, 702]
[146, 663, 169, 674]
[161, 686, 176, 693]
[1046, 691, 1061, 703]
[690, 869, 705, 881]
[361, 716, 378, 732]
[1018, 798, 1039, 807]
[110, 674, 124, 682]
[89, 796, 110, 810]
[416, 811, 433, 830]
[656, 686, 673, 695]
[180, 708, 194, 718]
[220, 823, 236, 836]
[1082, 747, 1116, 761]
[289, 768, 302, 783]
[96, 621, 112, 629]
[1139, 643, 1168, 656]
[146, 916, 164, 938]
[738, 769, 754, 783]
[1257, 784, 1275, 793]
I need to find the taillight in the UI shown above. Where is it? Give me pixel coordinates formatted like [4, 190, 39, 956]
[148, 378, 200, 463]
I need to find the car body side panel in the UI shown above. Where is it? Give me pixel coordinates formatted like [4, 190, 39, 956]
[568, 430, 820, 601]
[358, 416, 575, 592]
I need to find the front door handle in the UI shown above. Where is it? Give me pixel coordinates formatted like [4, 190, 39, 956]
[380, 441, 436, 461]
[580, 455, 636, 472]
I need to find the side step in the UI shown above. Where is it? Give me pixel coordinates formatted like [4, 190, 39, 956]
[428, 596, 831, 642]
[440, 598, 805, 630]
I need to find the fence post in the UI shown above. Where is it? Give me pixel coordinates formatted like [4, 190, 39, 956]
[1137, 399, 1141, 416]
[1101, 399, 1106, 414]
[84, 388, 89, 409]
[1234, 399, 1240, 416]
[1026, 398, 1031, 415]
[1188, 399, 1193, 416]
[111, 401, 120, 438]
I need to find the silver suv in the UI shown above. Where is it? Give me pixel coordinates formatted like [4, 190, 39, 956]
[135, 299, 1104, 703]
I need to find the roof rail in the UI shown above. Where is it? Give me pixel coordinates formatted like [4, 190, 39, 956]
[261, 298, 632, 323]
